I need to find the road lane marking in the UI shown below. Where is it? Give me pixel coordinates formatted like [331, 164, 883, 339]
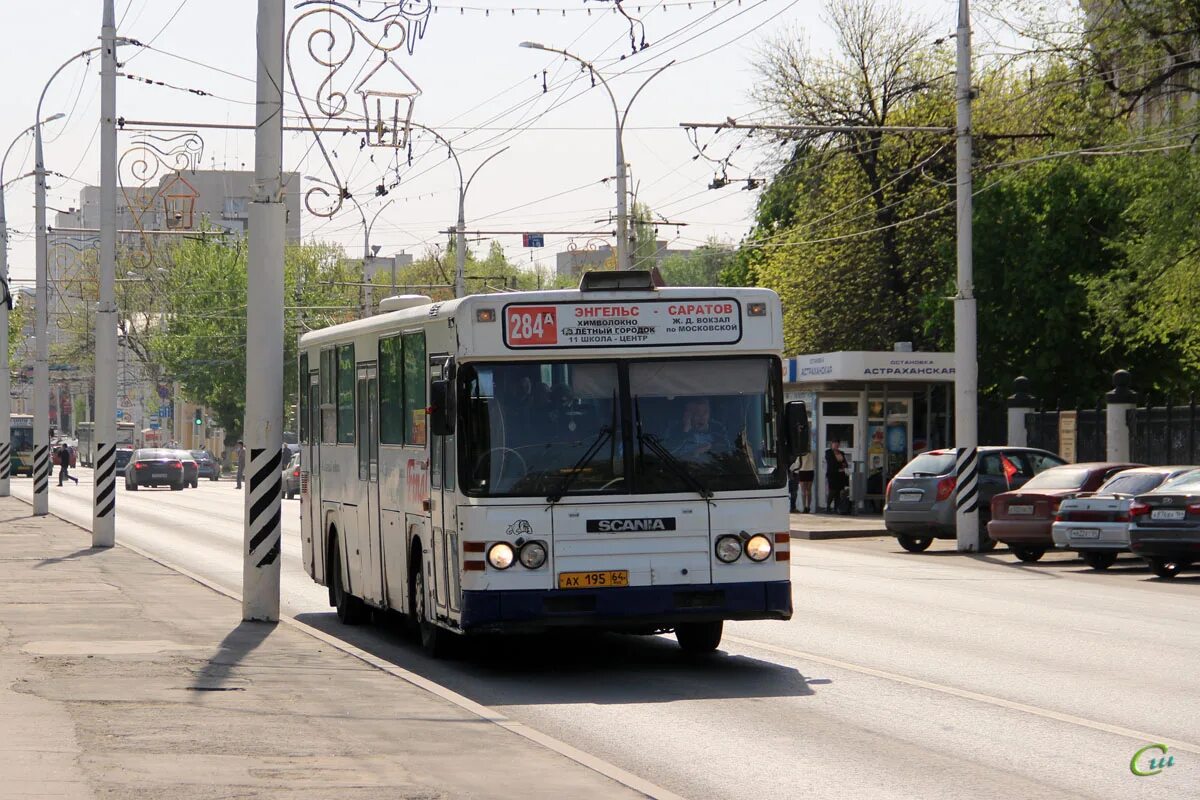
[724, 633, 1200, 755]
[13, 495, 682, 800]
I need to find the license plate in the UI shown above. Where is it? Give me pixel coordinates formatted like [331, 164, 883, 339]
[558, 570, 629, 590]
[897, 491, 922, 502]
[1007, 504, 1034, 515]
[152, 473, 167, 479]
[1152, 509, 1186, 521]
[1069, 528, 1101, 539]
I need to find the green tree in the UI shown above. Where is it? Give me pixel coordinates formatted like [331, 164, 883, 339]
[659, 238, 734, 286]
[152, 238, 360, 439]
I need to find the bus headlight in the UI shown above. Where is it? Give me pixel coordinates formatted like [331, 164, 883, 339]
[715, 535, 743, 563]
[745, 534, 773, 562]
[519, 541, 547, 569]
[487, 542, 515, 569]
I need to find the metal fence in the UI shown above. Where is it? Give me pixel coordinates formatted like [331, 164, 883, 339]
[1129, 399, 1200, 466]
[1025, 405, 1106, 462]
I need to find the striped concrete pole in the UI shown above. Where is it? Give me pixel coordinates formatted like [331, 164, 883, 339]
[243, 0, 286, 621]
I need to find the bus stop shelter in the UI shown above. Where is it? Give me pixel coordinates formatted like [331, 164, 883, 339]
[783, 349, 956, 513]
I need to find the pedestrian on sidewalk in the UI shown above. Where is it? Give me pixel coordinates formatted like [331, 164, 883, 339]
[235, 440, 246, 489]
[57, 442, 78, 486]
[797, 450, 815, 512]
[825, 439, 849, 513]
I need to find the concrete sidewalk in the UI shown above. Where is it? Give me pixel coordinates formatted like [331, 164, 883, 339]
[788, 510, 887, 540]
[0, 496, 648, 800]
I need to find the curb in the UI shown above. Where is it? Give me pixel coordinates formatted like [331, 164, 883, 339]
[7, 495, 684, 800]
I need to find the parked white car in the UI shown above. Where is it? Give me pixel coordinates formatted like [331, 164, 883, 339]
[1051, 466, 1199, 569]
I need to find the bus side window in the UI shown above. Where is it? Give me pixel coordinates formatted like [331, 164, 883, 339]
[379, 336, 404, 444]
[402, 333, 426, 446]
[320, 349, 336, 444]
[337, 344, 355, 444]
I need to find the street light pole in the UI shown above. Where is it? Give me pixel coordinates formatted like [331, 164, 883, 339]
[244, 0, 286, 621]
[953, 0, 980, 551]
[1, 114, 63, 497]
[361, 199, 393, 315]
[455, 147, 507, 298]
[33, 47, 106, 515]
[93, 0, 119, 546]
[519, 43, 672, 270]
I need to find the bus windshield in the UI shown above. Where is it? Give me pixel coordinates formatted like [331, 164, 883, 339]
[10, 425, 34, 452]
[460, 357, 782, 497]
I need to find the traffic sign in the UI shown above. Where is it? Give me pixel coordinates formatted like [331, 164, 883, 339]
[522, 233, 545, 248]
[149, 420, 160, 430]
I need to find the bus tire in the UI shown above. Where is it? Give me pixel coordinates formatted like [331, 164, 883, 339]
[410, 549, 451, 658]
[329, 531, 366, 625]
[676, 620, 723, 654]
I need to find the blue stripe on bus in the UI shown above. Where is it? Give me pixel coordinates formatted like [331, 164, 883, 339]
[459, 580, 792, 632]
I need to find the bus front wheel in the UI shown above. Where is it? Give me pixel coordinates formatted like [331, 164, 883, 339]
[410, 553, 451, 658]
[676, 621, 723, 654]
[329, 533, 367, 625]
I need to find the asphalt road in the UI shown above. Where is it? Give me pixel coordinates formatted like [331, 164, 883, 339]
[13, 470, 1199, 800]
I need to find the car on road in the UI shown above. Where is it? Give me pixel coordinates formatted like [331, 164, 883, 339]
[1128, 469, 1200, 578]
[114, 447, 134, 472]
[123, 448, 187, 491]
[171, 449, 199, 488]
[191, 450, 220, 481]
[884, 447, 1067, 552]
[988, 462, 1143, 562]
[50, 442, 78, 468]
[1051, 466, 1198, 570]
[282, 452, 300, 499]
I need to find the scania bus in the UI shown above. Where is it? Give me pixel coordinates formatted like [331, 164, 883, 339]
[298, 271, 808, 655]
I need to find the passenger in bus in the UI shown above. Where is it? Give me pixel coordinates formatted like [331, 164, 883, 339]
[669, 398, 729, 460]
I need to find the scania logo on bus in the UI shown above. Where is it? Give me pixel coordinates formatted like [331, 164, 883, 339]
[587, 517, 677, 533]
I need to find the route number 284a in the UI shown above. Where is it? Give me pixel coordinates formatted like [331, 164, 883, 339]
[506, 307, 557, 346]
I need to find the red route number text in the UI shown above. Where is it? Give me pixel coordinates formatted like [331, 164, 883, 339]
[506, 306, 558, 346]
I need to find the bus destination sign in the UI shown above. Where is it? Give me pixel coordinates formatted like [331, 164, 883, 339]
[502, 299, 742, 349]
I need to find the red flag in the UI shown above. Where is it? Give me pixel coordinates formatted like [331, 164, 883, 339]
[1001, 454, 1019, 487]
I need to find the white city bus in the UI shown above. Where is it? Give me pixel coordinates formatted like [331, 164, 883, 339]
[298, 271, 808, 655]
[76, 421, 136, 467]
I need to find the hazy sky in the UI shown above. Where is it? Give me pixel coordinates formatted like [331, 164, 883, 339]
[0, 0, 963, 284]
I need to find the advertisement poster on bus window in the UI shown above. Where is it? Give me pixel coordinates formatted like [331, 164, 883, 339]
[503, 299, 742, 349]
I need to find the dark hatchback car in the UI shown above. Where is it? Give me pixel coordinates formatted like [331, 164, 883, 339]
[123, 448, 186, 491]
[191, 450, 220, 481]
[884, 447, 1066, 552]
[1128, 469, 1200, 578]
[171, 450, 199, 488]
[988, 462, 1143, 562]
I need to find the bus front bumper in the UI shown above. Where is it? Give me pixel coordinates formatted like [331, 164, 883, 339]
[459, 580, 792, 634]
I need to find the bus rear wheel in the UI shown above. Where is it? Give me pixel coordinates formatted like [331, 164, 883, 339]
[676, 621, 723, 654]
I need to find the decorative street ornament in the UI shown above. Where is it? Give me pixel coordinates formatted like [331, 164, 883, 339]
[159, 171, 199, 230]
[118, 131, 205, 268]
[357, 57, 422, 150]
[286, 0, 434, 218]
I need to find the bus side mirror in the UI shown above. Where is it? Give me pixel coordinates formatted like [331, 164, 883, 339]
[785, 401, 809, 457]
[430, 379, 456, 436]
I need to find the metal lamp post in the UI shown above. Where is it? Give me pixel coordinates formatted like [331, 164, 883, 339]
[1, 113, 64, 498]
[519, 42, 672, 271]
[451, 146, 508, 298]
[34, 48, 112, 514]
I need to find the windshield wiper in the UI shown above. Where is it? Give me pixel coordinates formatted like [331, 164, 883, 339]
[637, 431, 713, 500]
[547, 426, 612, 503]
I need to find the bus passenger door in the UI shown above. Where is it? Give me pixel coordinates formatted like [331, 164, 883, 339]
[428, 356, 457, 617]
[356, 366, 384, 605]
[304, 375, 323, 580]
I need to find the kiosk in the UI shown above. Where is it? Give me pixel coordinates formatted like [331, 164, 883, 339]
[783, 349, 956, 513]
